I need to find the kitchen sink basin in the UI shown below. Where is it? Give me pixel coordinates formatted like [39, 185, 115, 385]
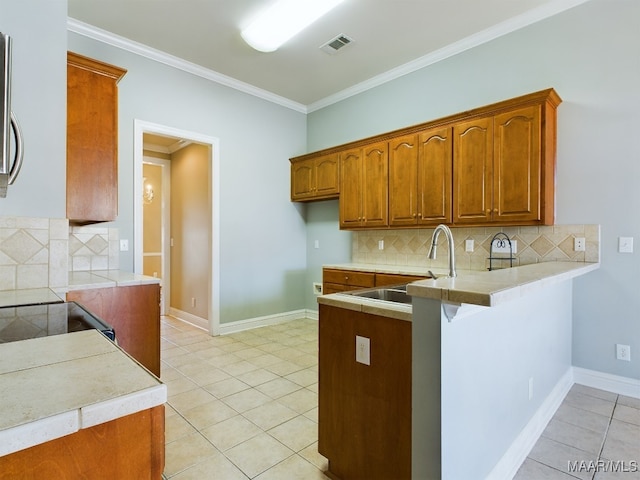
[341, 284, 412, 304]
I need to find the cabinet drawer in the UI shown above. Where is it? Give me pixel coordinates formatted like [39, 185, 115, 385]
[323, 269, 375, 288]
[375, 273, 427, 287]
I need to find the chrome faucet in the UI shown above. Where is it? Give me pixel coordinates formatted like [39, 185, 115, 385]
[428, 224, 457, 278]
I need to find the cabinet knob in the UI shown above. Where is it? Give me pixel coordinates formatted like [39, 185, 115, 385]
[493, 208, 498, 213]
[418, 213, 422, 218]
[486, 209, 491, 215]
[412, 213, 417, 218]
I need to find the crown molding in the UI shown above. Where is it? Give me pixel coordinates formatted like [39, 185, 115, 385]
[67, 18, 308, 114]
[306, 0, 591, 112]
[69, 0, 590, 115]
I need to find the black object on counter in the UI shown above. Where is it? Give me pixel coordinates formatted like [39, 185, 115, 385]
[0, 301, 115, 343]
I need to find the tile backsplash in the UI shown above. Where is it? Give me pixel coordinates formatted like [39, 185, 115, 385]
[0, 216, 120, 291]
[68, 226, 119, 272]
[0, 217, 69, 291]
[353, 225, 600, 272]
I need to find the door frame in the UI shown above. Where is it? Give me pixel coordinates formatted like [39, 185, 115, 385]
[133, 119, 221, 336]
[142, 157, 170, 315]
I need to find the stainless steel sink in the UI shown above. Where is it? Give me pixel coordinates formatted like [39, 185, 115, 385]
[340, 284, 412, 304]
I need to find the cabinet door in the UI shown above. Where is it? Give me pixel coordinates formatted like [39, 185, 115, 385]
[493, 105, 541, 223]
[339, 148, 364, 228]
[389, 134, 419, 227]
[67, 53, 126, 224]
[315, 153, 340, 198]
[290, 158, 315, 200]
[418, 127, 452, 224]
[453, 117, 493, 224]
[361, 141, 388, 227]
[67, 284, 161, 377]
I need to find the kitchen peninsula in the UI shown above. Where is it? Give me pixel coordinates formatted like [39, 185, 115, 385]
[318, 260, 599, 480]
[0, 330, 166, 479]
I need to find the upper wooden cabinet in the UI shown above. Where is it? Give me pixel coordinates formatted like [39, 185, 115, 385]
[339, 141, 388, 229]
[389, 127, 452, 227]
[290, 152, 339, 201]
[67, 52, 127, 224]
[453, 104, 546, 225]
[290, 88, 561, 229]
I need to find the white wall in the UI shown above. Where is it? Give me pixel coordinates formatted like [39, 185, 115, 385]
[0, 0, 67, 217]
[306, 0, 640, 380]
[67, 32, 309, 324]
[413, 281, 573, 479]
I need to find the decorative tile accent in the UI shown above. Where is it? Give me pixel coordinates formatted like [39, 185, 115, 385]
[0, 217, 69, 291]
[352, 224, 600, 272]
[68, 226, 119, 272]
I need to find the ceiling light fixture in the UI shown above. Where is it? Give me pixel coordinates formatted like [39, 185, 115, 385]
[241, 0, 346, 53]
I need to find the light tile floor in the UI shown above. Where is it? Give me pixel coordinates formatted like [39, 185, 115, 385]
[514, 384, 640, 480]
[160, 316, 330, 479]
[160, 315, 639, 480]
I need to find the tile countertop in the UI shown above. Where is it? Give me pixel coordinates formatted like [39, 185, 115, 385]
[406, 261, 600, 307]
[319, 262, 599, 316]
[0, 329, 166, 457]
[67, 270, 161, 291]
[0, 288, 65, 308]
[323, 263, 440, 277]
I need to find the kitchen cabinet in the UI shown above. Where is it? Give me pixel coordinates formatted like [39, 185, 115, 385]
[322, 268, 425, 294]
[453, 105, 546, 225]
[67, 284, 161, 376]
[319, 304, 411, 480]
[374, 272, 426, 286]
[323, 268, 375, 295]
[339, 141, 388, 229]
[67, 52, 127, 224]
[290, 152, 339, 201]
[0, 406, 164, 480]
[290, 88, 560, 230]
[389, 127, 452, 226]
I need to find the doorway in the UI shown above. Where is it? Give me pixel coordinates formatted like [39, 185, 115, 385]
[134, 120, 221, 336]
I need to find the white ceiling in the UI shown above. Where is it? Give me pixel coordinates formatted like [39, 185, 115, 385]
[67, 0, 586, 112]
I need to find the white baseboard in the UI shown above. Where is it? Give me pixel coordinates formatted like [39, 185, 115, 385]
[573, 366, 640, 399]
[218, 309, 315, 335]
[487, 368, 574, 480]
[167, 307, 208, 331]
[489, 366, 640, 480]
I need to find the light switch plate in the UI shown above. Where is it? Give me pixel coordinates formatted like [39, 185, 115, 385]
[619, 237, 634, 253]
[465, 239, 474, 252]
[119, 239, 129, 251]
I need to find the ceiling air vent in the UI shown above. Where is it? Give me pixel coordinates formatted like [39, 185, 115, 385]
[320, 34, 354, 55]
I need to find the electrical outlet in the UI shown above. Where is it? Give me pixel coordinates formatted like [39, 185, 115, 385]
[314, 240, 320, 249]
[378, 240, 384, 250]
[465, 239, 474, 252]
[574, 237, 586, 252]
[356, 336, 370, 365]
[616, 344, 631, 361]
[313, 282, 323, 295]
[119, 239, 129, 251]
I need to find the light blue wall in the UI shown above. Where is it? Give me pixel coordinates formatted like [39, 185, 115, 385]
[0, 0, 67, 218]
[306, 0, 640, 380]
[413, 281, 573, 479]
[67, 33, 309, 324]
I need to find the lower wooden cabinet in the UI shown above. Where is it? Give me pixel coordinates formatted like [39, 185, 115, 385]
[322, 268, 425, 294]
[0, 406, 165, 480]
[319, 304, 411, 480]
[67, 284, 161, 376]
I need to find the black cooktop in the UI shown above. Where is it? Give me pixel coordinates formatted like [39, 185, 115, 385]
[0, 301, 115, 343]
